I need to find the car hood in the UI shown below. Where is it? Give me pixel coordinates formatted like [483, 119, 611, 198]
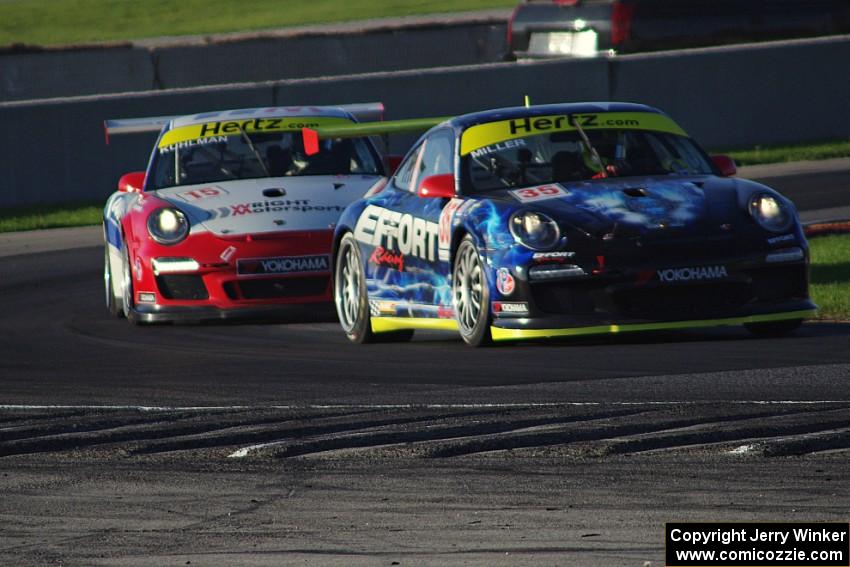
[154, 175, 384, 236]
[492, 176, 743, 237]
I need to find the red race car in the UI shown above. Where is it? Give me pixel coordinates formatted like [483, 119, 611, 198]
[103, 104, 394, 323]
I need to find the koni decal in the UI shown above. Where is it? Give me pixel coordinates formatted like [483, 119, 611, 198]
[354, 204, 442, 262]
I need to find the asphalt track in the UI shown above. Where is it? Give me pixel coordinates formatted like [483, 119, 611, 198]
[1, 163, 849, 565]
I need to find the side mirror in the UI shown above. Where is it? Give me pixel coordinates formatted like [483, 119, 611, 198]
[417, 174, 455, 199]
[711, 155, 737, 177]
[118, 171, 145, 193]
[387, 155, 404, 175]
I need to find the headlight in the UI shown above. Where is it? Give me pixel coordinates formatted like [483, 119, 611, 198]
[147, 207, 189, 245]
[749, 193, 792, 232]
[509, 211, 560, 250]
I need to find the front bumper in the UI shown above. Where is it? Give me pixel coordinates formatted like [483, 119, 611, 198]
[490, 307, 816, 341]
[489, 253, 816, 340]
[128, 229, 334, 322]
[128, 302, 336, 324]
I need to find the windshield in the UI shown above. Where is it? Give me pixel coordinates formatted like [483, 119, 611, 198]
[460, 114, 715, 193]
[148, 128, 382, 190]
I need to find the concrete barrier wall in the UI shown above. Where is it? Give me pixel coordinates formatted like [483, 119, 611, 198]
[609, 35, 850, 148]
[153, 24, 507, 90]
[0, 35, 847, 208]
[0, 46, 155, 101]
[0, 57, 608, 208]
[0, 21, 507, 101]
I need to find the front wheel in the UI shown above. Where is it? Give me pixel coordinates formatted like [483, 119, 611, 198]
[745, 319, 802, 337]
[120, 243, 139, 324]
[453, 236, 492, 347]
[104, 245, 124, 318]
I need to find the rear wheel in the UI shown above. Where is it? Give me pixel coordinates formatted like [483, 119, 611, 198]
[334, 233, 413, 344]
[745, 319, 802, 337]
[453, 236, 492, 347]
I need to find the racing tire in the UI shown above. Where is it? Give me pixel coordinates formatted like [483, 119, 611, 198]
[104, 245, 124, 318]
[453, 235, 492, 347]
[334, 233, 413, 344]
[744, 319, 802, 337]
[120, 243, 140, 325]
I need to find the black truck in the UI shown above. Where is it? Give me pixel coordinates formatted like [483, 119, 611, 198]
[507, 0, 850, 59]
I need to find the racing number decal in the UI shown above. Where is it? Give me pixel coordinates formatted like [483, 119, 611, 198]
[510, 184, 569, 203]
[176, 186, 228, 202]
[437, 198, 471, 261]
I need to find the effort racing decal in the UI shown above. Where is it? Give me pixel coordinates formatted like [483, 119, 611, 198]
[369, 247, 405, 271]
[354, 205, 442, 263]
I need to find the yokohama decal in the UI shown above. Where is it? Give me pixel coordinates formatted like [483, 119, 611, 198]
[657, 265, 728, 283]
[237, 254, 330, 275]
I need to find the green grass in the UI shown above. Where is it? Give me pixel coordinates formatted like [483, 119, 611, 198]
[0, 202, 102, 233]
[722, 139, 850, 167]
[0, 0, 515, 47]
[809, 234, 850, 320]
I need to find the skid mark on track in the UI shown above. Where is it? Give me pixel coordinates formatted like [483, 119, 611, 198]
[2, 402, 849, 461]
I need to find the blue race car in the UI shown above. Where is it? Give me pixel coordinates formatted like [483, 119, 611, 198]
[321, 102, 815, 346]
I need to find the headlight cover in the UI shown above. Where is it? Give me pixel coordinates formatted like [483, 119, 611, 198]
[509, 211, 561, 250]
[147, 207, 189, 245]
[749, 193, 792, 233]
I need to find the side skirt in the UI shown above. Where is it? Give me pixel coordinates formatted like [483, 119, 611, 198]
[371, 317, 458, 333]
[489, 310, 818, 342]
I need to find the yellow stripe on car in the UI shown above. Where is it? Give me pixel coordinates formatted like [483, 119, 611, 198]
[371, 317, 459, 333]
[158, 116, 354, 149]
[370, 310, 816, 341]
[488, 310, 817, 342]
[460, 112, 688, 156]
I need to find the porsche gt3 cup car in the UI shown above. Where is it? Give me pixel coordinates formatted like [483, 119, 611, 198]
[321, 102, 816, 346]
[103, 104, 396, 323]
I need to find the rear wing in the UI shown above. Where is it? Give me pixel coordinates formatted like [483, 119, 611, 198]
[103, 102, 387, 145]
[337, 102, 385, 123]
[302, 116, 453, 155]
[103, 115, 176, 144]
